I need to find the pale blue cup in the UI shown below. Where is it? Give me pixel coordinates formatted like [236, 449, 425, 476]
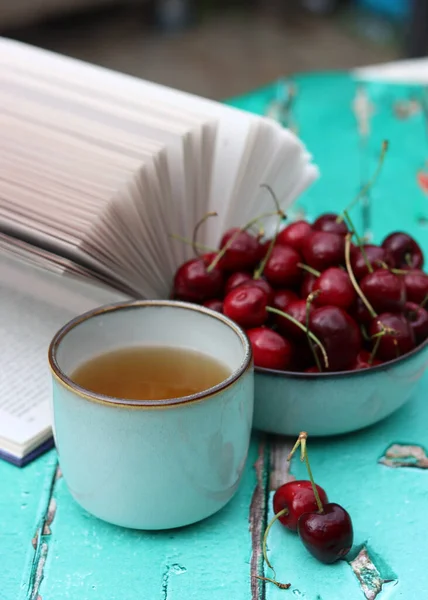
[48, 300, 253, 530]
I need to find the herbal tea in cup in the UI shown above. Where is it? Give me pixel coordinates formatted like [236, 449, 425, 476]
[48, 300, 254, 530]
[71, 346, 231, 401]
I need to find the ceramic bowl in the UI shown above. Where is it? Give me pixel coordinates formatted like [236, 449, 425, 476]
[253, 339, 428, 437]
[48, 300, 253, 530]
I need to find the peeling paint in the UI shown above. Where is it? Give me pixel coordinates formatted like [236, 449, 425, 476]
[29, 543, 48, 600]
[349, 547, 391, 600]
[393, 98, 421, 119]
[25, 461, 60, 600]
[379, 444, 428, 469]
[31, 532, 38, 550]
[352, 84, 374, 137]
[42, 499, 57, 536]
[161, 563, 187, 600]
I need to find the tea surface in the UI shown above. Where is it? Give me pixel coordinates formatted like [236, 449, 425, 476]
[70, 346, 231, 400]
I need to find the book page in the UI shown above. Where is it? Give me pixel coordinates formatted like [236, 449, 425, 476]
[0, 37, 317, 299]
[0, 38, 254, 242]
[0, 253, 128, 454]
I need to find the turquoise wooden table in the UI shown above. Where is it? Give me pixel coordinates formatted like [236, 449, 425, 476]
[3, 70, 428, 600]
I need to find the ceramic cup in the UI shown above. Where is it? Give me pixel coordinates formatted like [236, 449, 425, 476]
[48, 300, 253, 530]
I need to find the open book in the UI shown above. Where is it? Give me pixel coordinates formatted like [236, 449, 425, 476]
[0, 37, 317, 465]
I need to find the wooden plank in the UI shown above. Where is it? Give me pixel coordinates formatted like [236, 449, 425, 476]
[0, 450, 57, 600]
[263, 382, 428, 599]
[4, 72, 428, 600]
[36, 439, 263, 600]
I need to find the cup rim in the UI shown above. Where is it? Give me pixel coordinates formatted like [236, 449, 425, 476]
[48, 299, 252, 409]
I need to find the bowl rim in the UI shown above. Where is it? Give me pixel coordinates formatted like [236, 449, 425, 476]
[255, 335, 428, 379]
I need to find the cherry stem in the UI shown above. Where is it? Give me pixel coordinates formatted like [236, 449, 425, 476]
[249, 220, 265, 239]
[337, 140, 389, 222]
[288, 432, 324, 514]
[342, 210, 373, 274]
[191, 212, 218, 257]
[344, 233, 378, 319]
[254, 183, 287, 279]
[261, 507, 289, 574]
[306, 291, 323, 372]
[254, 576, 291, 590]
[254, 213, 284, 280]
[421, 294, 428, 309]
[369, 331, 382, 365]
[259, 183, 285, 215]
[371, 325, 399, 339]
[169, 234, 216, 254]
[207, 210, 283, 273]
[266, 307, 329, 369]
[390, 267, 409, 274]
[360, 324, 370, 341]
[297, 262, 320, 278]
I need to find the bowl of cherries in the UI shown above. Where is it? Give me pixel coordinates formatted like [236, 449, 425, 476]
[172, 208, 428, 437]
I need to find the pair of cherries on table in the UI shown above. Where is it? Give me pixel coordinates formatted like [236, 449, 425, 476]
[173, 208, 428, 373]
[257, 432, 353, 590]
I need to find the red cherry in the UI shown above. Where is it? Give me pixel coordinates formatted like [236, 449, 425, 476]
[305, 365, 321, 373]
[272, 289, 299, 313]
[173, 254, 223, 303]
[247, 327, 293, 370]
[225, 272, 252, 295]
[272, 480, 329, 533]
[276, 220, 313, 252]
[313, 267, 355, 310]
[203, 299, 223, 313]
[275, 299, 310, 341]
[257, 239, 272, 261]
[403, 269, 428, 304]
[382, 232, 424, 269]
[369, 313, 415, 361]
[219, 228, 261, 271]
[309, 306, 362, 371]
[350, 244, 394, 280]
[313, 213, 348, 236]
[404, 302, 428, 345]
[223, 286, 268, 329]
[352, 350, 382, 370]
[292, 344, 315, 371]
[350, 297, 372, 326]
[302, 231, 345, 271]
[298, 503, 353, 564]
[300, 273, 317, 300]
[264, 245, 302, 288]
[360, 269, 406, 313]
[238, 279, 275, 305]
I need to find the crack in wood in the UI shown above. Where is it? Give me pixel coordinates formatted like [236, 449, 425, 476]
[249, 436, 295, 599]
[29, 543, 48, 600]
[265, 80, 298, 133]
[25, 463, 61, 600]
[42, 498, 57, 536]
[379, 443, 428, 469]
[249, 436, 270, 600]
[352, 84, 374, 138]
[269, 436, 295, 491]
[161, 563, 186, 599]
